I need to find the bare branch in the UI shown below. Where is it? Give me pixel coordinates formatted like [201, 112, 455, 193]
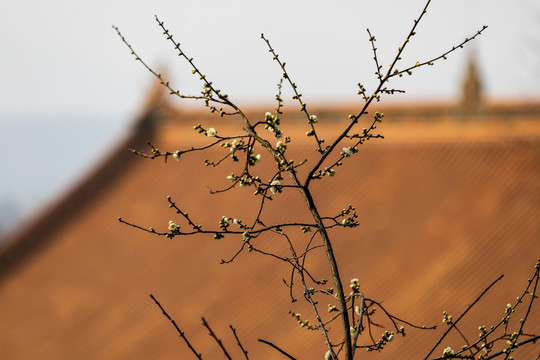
[149, 294, 203, 359]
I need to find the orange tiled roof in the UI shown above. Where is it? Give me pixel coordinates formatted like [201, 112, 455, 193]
[0, 95, 539, 359]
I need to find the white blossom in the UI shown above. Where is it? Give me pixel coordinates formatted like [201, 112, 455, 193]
[230, 139, 239, 151]
[254, 154, 261, 163]
[387, 333, 394, 342]
[168, 221, 179, 232]
[172, 151, 182, 161]
[206, 127, 217, 137]
[324, 350, 332, 360]
[442, 347, 454, 357]
[309, 114, 318, 123]
[343, 147, 352, 156]
[270, 180, 280, 194]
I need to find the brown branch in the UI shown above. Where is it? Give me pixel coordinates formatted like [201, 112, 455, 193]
[258, 339, 296, 360]
[423, 274, 504, 360]
[149, 294, 203, 359]
[202, 317, 232, 360]
[230, 325, 249, 360]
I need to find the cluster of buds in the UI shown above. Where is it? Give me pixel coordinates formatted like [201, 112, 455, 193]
[341, 217, 358, 227]
[227, 173, 261, 189]
[289, 311, 316, 330]
[301, 226, 311, 233]
[192, 124, 217, 137]
[239, 176, 255, 188]
[357, 82, 367, 99]
[264, 112, 283, 138]
[225, 139, 242, 152]
[342, 146, 359, 157]
[442, 311, 453, 325]
[248, 153, 262, 165]
[218, 216, 230, 230]
[276, 140, 287, 153]
[322, 167, 336, 177]
[201, 81, 212, 98]
[382, 331, 394, 343]
[208, 104, 225, 117]
[247, 147, 261, 166]
[269, 179, 282, 194]
[226, 173, 237, 182]
[350, 278, 360, 293]
[442, 347, 455, 358]
[478, 325, 488, 338]
[506, 331, 519, 349]
[220, 217, 246, 229]
[370, 330, 395, 351]
[503, 303, 514, 324]
[340, 205, 359, 227]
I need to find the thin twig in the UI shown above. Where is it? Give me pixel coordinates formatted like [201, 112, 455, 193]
[230, 325, 249, 360]
[202, 317, 232, 360]
[149, 294, 203, 359]
[423, 275, 504, 360]
[258, 339, 296, 360]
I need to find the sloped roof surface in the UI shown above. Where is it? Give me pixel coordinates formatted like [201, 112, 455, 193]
[0, 99, 539, 359]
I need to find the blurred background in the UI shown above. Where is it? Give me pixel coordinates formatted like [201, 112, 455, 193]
[1, 0, 539, 239]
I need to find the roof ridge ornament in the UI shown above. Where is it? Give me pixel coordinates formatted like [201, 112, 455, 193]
[460, 55, 484, 117]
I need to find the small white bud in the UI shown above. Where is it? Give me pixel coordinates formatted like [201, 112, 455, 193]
[324, 350, 332, 360]
[270, 180, 280, 194]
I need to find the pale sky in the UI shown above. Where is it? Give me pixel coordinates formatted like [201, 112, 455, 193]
[0, 0, 539, 237]
[1, 0, 539, 122]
